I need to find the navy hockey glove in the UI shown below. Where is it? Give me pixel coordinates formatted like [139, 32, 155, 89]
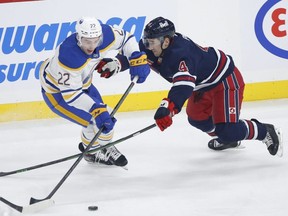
[95, 58, 121, 78]
[154, 98, 178, 131]
[129, 51, 150, 83]
[90, 103, 117, 134]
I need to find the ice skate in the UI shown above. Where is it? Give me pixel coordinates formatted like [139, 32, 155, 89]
[104, 145, 128, 167]
[79, 143, 128, 167]
[78, 143, 113, 165]
[262, 124, 283, 157]
[208, 139, 241, 151]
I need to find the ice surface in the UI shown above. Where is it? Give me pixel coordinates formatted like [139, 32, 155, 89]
[0, 99, 287, 216]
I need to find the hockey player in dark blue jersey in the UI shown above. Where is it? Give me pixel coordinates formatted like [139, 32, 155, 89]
[139, 17, 283, 156]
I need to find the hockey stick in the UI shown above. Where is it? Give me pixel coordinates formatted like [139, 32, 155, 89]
[0, 125, 156, 214]
[29, 76, 138, 203]
[0, 76, 138, 213]
[0, 197, 54, 214]
[0, 123, 156, 177]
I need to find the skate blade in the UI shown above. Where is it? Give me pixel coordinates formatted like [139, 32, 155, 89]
[120, 165, 128, 170]
[86, 162, 128, 170]
[224, 143, 245, 150]
[235, 144, 245, 149]
[276, 128, 283, 157]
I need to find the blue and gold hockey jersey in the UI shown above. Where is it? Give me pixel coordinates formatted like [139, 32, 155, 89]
[40, 24, 139, 113]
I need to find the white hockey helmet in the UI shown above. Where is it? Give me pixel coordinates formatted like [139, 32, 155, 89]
[75, 17, 102, 39]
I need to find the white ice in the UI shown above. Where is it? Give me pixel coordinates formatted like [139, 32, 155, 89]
[0, 99, 287, 216]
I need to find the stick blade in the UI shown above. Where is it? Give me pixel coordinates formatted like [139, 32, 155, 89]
[22, 199, 55, 214]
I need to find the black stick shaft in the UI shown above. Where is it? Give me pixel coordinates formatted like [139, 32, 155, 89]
[0, 197, 23, 212]
[0, 123, 156, 177]
[30, 77, 138, 204]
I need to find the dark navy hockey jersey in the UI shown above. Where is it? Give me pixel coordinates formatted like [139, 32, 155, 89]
[139, 33, 235, 112]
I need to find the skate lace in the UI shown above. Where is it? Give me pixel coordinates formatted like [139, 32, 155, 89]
[263, 132, 273, 147]
[105, 146, 121, 160]
[94, 150, 110, 163]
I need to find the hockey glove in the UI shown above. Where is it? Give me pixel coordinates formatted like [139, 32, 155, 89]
[154, 98, 178, 131]
[129, 51, 150, 83]
[90, 103, 117, 134]
[95, 58, 121, 78]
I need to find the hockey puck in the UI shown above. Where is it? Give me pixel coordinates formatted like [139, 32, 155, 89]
[88, 206, 98, 211]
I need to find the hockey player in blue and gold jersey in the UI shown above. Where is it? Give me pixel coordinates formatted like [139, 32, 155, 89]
[40, 17, 150, 167]
[139, 17, 283, 157]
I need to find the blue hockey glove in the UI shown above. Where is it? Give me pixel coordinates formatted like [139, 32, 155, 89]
[95, 58, 121, 78]
[89, 103, 117, 134]
[129, 51, 150, 83]
[154, 98, 178, 131]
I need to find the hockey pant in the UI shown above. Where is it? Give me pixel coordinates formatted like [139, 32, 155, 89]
[42, 85, 114, 149]
[186, 67, 266, 143]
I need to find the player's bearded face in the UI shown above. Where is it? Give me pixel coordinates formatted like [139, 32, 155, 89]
[80, 37, 102, 55]
[143, 38, 162, 57]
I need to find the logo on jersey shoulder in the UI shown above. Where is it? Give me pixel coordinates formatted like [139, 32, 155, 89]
[178, 61, 189, 72]
[255, 0, 288, 59]
[92, 53, 99, 58]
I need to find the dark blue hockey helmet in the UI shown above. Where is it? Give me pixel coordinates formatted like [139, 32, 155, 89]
[143, 17, 175, 39]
